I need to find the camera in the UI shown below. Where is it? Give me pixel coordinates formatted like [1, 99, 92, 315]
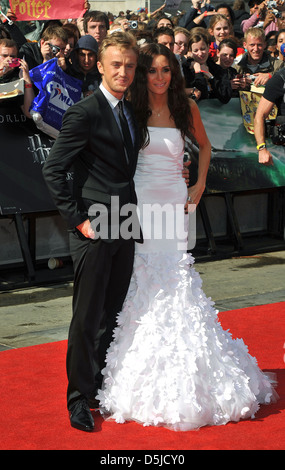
[267, 0, 282, 18]
[128, 20, 138, 29]
[9, 58, 21, 68]
[48, 43, 61, 56]
[271, 124, 285, 145]
[266, 118, 285, 145]
[249, 74, 256, 83]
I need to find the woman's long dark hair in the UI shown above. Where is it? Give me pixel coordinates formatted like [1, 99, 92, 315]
[129, 43, 193, 149]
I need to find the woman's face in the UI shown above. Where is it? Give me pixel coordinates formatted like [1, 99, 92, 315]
[64, 37, 75, 57]
[147, 54, 172, 96]
[211, 20, 230, 44]
[173, 32, 189, 56]
[217, 45, 235, 68]
[277, 31, 285, 59]
[190, 39, 209, 65]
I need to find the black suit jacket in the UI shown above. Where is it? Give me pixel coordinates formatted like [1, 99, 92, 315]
[42, 88, 141, 240]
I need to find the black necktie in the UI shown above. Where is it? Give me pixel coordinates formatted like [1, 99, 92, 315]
[117, 100, 133, 163]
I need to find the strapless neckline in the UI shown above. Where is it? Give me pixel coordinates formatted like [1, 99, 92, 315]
[148, 126, 179, 130]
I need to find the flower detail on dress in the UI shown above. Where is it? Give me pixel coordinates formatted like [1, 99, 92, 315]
[96, 252, 278, 431]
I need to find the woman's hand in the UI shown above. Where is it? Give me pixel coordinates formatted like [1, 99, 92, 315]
[184, 99, 211, 214]
[185, 181, 206, 213]
[182, 159, 191, 186]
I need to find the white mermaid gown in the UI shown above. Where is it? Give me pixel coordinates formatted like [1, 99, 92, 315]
[97, 127, 277, 431]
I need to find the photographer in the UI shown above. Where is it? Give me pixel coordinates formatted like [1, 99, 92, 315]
[19, 24, 68, 70]
[254, 67, 285, 164]
[0, 38, 20, 83]
[0, 38, 34, 114]
[241, 0, 282, 36]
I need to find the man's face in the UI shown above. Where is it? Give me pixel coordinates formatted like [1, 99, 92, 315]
[156, 18, 173, 28]
[77, 49, 97, 73]
[249, 1, 262, 15]
[87, 20, 107, 45]
[216, 7, 231, 21]
[117, 19, 130, 31]
[244, 34, 265, 64]
[0, 46, 18, 74]
[40, 37, 67, 60]
[97, 46, 137, 100]
[157, 34, 175, 52]
[0, 46, 17, 64]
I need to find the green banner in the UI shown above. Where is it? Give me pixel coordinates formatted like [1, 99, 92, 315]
[197, 98, 285, 193]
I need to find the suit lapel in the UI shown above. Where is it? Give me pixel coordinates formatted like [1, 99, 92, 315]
[95, 88, 125, 147]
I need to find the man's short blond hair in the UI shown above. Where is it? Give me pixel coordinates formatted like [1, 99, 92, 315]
[98, 31, 138, 62]
[244, 27, 265, 43]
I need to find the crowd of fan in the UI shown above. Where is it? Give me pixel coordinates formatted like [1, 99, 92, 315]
[1, 0, 285, 124]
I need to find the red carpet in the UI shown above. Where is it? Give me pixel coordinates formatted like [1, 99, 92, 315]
[0, 302, 284, 450]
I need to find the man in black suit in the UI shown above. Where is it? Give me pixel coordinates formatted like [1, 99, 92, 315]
[42, 32, 140, 432]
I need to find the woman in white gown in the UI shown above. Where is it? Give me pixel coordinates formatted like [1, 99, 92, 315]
[96, 43, 277, 431]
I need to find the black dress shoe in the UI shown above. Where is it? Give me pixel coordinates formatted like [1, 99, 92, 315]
[69, 398, 94, 432]
[88, 397, 100, 409]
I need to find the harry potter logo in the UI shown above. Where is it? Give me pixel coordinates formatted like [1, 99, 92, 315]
[27, 134, 73, 182]
[27, 134, 53, 164]
[10, 0, 52, 19]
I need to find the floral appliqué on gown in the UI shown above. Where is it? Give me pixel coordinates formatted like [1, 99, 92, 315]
[96, 127, 278, 431]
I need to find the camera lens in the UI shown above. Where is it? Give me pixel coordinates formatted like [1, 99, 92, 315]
[49, 44, 60, 55]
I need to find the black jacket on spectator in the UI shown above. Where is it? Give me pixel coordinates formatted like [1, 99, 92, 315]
[179, 5, 215, 30]
[64, 54, 101, 98]
[233, 9, 250, 39]
[1, 20, 27, 48]
[19, 41, 43, 70]
[186, 58, 233, 103]
[63, 35, 101, 98]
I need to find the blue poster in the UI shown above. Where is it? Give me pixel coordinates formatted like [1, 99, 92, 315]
[29, 58, 82, 137]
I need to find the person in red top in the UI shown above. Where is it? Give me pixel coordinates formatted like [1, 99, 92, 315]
[188, 27, 233, 103]
[208, 14, 244, 61]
